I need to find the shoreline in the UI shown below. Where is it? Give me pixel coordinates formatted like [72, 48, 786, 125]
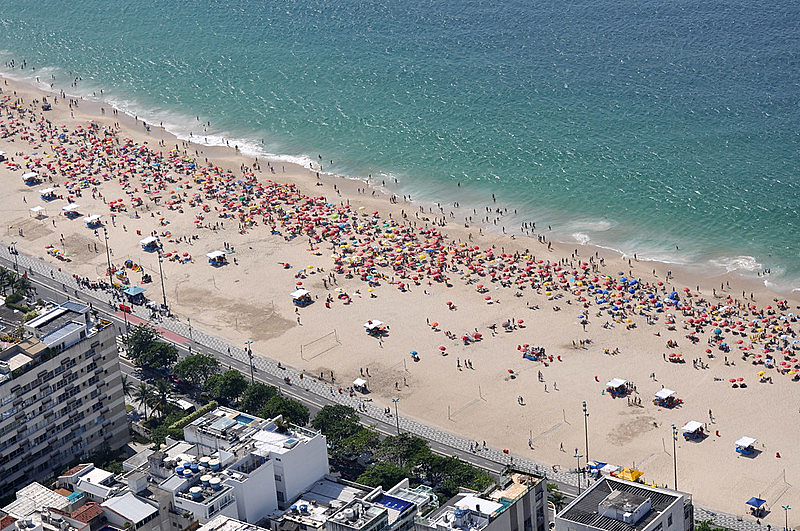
[0, 65, 795, 295]
[2, 73, 800, 524]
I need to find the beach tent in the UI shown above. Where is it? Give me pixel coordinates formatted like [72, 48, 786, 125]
[123, 285, 147, 304]
[353, 378, 368, 393]
[735, 436, 757, 455]
[140, 236, 160, 251]
[600, 463, 621, 476]
[746, 497, 766, 509]
[291, 289, 312, 307]
[606, 378, 627, 388]
[39, 187, 56, 200]
[83, 214, 102, 228]
[29, 206, 45, 218]
[62, 203, 80, 212]
[654, 388, 675, 400]
[364, 320, 387, 336]
[682, 421, 703, 433]
[616, 468, 643, 482]
[206, 250, 227, 266]
[22, 172, 40, 184]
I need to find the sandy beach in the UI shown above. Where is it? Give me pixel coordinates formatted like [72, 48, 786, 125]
[2, 75, 799, 525]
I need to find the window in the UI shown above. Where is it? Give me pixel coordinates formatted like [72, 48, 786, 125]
[274, 474, 282, 482]
[668, 515, 673, 527]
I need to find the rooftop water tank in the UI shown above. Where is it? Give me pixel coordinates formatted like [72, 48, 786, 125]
[300, 505, 309, 514]
[209, 477, 222, 490]
[189, 486, 203, 500]
[291, 505, 298, 514]
[199, 456, 211, 467]
[190, 463, 199, 472]
[209, 458, 220, 471]
[200, 474, 212, 486]
[175, 466, 185, 475]
[183, 469, 193, 478]
[183, 461, 192, 469]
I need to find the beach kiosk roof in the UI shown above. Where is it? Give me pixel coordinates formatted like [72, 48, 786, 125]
[616, 468, 643, 482]
[364, 320, 385, 330]
[83, 214, 101, 224]
[124, 286, 147, 297]
[654, 388, 675, 400]
[353, 378, 367, 388]
[291, 289, 310, 298]
[735, 436, 757, 448]
[682, 421, 703, 433]
[22, 171, 39, 180]
[30, 206, 45, 213]
[40, 187, 55, 196]
[606, 378, 626, 388]
[140, 236, 159, 247]
[62, 203, 80, 212]
[746, 497, 766, 509]
[206, 250, 226, 259]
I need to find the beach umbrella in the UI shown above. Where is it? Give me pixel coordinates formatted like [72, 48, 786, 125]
[439, 346, 446, 351]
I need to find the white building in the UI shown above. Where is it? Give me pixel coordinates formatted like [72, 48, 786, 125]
[555, 477, 693, 531]
[0, 302, 129, 499]
[183, 406, 329, 510]
[198, 515, 262, 531]
[415, 471, 548, 531]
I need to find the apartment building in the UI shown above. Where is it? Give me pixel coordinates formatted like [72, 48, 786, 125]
[0, 301, 129, 498]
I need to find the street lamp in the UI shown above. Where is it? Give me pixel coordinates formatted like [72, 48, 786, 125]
[671, 424, 678, 490]
[392, 397, 400, 435]
[156, 248, 167, 310]
[782, 505, 791, 531]
[245, 340, 254, 383]
[582, 400, 589, 462]
[102, 227, 113, 288]
[574, 452, 583, 494]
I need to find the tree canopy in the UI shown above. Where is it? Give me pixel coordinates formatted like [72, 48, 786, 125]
[173, 354, 220, 388]
[311, 405, 362, 446]
[257, 394, 310, 426]
[240, 382, 279, 414]
[205, 370, 249, 404]
[123, 324, 161, 362]
[357, 462, 410, 490]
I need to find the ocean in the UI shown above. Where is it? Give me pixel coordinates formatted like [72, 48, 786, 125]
[1, 0, 798, 290]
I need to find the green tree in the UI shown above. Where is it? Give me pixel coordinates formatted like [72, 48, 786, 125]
[547, 483, 566, 511]
[311, 405, 362, 447]
[257, 395, 310, 426]
[173, 354, 220, 388]
[357, 462, 410, 490]
[339, 427, 380, 460]
[121, 375, 134, 400]
[12, 274, 34, 298]
[374, 434, 432, 469]
[137, 342, 179, 373]
[205, 370, 248, 404]
[123, 324, 161, 364]
[240, 383, 278, 414]
[152, 379, 173, 417]
[134, 383, 153, 421]
[0, 267, 11, 296]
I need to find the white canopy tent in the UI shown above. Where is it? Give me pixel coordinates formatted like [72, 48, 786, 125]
[606, 378, 627, 388]
[83, 214, 102, 224]
[654, 388, 675, 400]
[140, 236, 159, 247]
[682, 421, 704, 433]
[363, 320, 385, 330]
[735, 436, 757, 448]
[29, 206, 45, 218]
[206, 250, 226, 259]
[22, 171, 39, 180]
[39, 187, 56, 196]
[62, 203, 80, 212]
[291, 289, 310, 299]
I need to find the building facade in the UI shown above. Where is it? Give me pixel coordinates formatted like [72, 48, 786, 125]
[0, 301, 129, 498]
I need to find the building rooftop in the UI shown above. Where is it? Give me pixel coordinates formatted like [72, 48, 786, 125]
[275, 478, 370, 529]
[557, 477, 686, 531]
[327, 500, 386, 530]
[0, 515, 18, 531]
[198, 515, 261, 531]
[70, 503, 104, 524]
[101, 493, 158, 524]
[3, 483, 70, 518]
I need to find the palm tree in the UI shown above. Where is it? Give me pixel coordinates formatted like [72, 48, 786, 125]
[121, 375, 134, 400]
[134, 383, 153, 421]
[12, 274, 34, 297]
[152, 379, 173, 418]
[0, 267, 12, 296]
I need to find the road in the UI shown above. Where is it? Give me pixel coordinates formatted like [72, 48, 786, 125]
[0, 248, 768, 529]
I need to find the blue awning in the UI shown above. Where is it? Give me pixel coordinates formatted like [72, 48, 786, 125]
[124, 286, 147, 297]
[746, 497, 766, 508]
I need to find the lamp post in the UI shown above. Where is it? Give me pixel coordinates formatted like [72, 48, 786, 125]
[187, 317, 193, 353]
[245, 340, 254, 383]
[392, 397, 400, 435]
[782, 505, 791, 531]
[574, 452, 583, 494]
[102, 227, 113, 288]
[156, 248, 167, 310]
[582, 400, 589, 462]
[671, 424, 678, 490]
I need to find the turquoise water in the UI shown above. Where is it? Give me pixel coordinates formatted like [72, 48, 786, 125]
[1, 0, 798, 289]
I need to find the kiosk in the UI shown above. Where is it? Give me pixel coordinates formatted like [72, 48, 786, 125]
[291, 289, 312, 307]
[606, 378, 628, 398]
[735, 436, 757, 456]
[206, 250, 227, 266]
[140, 236, 161, 251]
[653, 388, 682, 408]
[681, 421, 705, 440]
